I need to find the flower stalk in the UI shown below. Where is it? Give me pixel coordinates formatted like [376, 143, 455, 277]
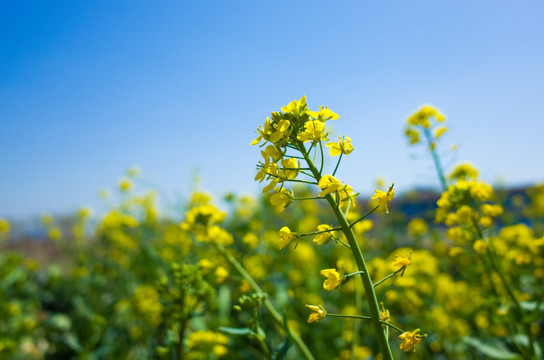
[299, 142, 395, 360]
[215, 243, 316, 360]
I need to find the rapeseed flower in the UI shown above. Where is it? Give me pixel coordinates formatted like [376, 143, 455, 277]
[215, 266, 229, 283]
[250, 117, 273, 145]
[399, 329, 426, 352]
[307, 105, 339, 122]
[270, 119, 291, 144]
[407, 105, 445, 128]
[393, 255, 411, 269]
[281, 95, 307, 116]
[326, 136, 353, 156]
[313, 224, 333, 245]
[297, 120, 328, 143]
[405, 128, 420, 144]
[270, 188, 293, 212]
[434, 126, 448, 139]
[320, 268, 343, 291]
[318, 175, 342, 197]
[305, 304, 327, 323]
[279, 226, 297, 249]
[0, 218, 10, 236]
[371, 185, 395, 214]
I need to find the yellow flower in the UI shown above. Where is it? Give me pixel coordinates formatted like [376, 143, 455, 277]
[318, 175, 342, 197]
[279, 157, 299, 180]
[449, 163, 479, 181]
[198, 259, 213, 274]
[307, 105, 339, 122]
[407, 105, 445, 128]
[448, 247, 464, 257]
[313, 224, 333, 245]
[473, 240, 486, 254]
[215, 266, 229, 283]
[305, 304, 327, 323]
[408, 218, 428, 237]
[251, 117, 273, 145]
[48, 227, 62, 241]
[338, 185, 358, 210]
[325, 136, 353, 156]
[0, 218, 10, 235]
[470, 181, 493, 201]
[392, 255, 411, 269]
[255, 150, 279, 183]
[281, 95, 307, 116]
[320, 268, 343, 291]
[270, 188, 293, 212]
[297, 120, 328, 143]
[380, 308, 391, 322]
[434, 126, 448, 139]
[405, 128, 420, 144]
[371, 184, 395, 214]
[279, 226, 297, 249]
[481, 204, 503, 217]
[269, 119, 291, 144]
[119, 178, 132, 192]
[399, 329, 426, 352]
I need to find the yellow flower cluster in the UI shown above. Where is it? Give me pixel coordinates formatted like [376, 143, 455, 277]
[180, 204, 233, 245]
[187, 330, 229, 358]
[405, 104, 448, 150]
[251, 96, 350, 212]
[132, 285, 163, 327]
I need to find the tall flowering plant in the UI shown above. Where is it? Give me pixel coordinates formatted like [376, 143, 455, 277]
[251, 96, 426, 358]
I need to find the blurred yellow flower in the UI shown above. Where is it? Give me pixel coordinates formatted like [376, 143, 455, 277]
[392, 255, 411, 269]
[215, 266, 229, 284]
[119, 178, 132, 192]
[0, 218, 10, 233]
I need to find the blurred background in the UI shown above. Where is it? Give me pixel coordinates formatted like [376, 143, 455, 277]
[1, 0, 543, 223]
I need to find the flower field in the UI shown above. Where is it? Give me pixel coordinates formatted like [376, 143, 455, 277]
[1, 97, 543, 359]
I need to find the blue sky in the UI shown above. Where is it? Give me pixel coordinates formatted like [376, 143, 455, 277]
[1, 1, 543, 219]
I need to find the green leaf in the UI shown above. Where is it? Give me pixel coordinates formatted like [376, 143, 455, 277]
[463, 337, 522, 359]
[274, 338, 292, 360]
[219, 326, 253, 336]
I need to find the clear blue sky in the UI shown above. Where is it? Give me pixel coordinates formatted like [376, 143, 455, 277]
[1, 1, 544, 219]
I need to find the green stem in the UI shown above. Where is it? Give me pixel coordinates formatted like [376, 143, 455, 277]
[332, 151, 343, 177]
[215, 244, 316, 360]
[267, 174, 318, 185]
[327, 313, 371, 320]
[351, 280, 362, 360]
[373, 268, 403, 288]
[423, 127, 447, 191]
[345, 270, 366, 278]
[297, 227, 342, 237]
[300, 143, 395, 360]
[471, 219, 536, 357]
[327, 314, 405, 333]
[292, 196, 326, 201]
[350, 206, 379, 228]
[332, 235, 351, 249]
